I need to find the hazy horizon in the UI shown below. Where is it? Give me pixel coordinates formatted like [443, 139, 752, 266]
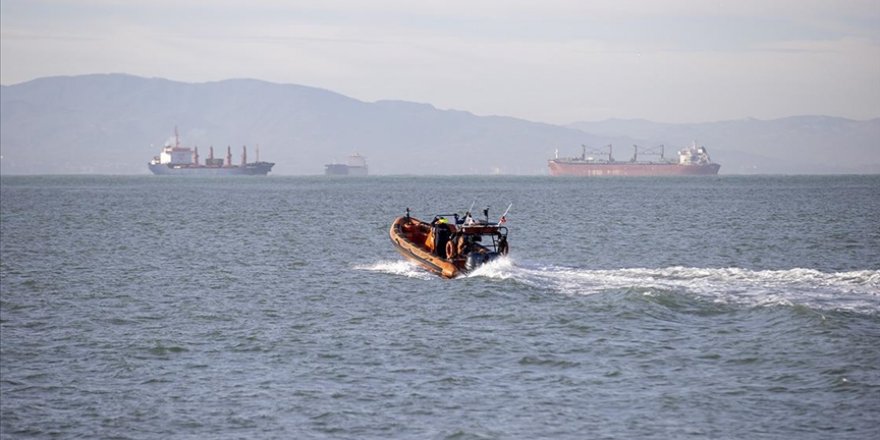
[2, 0, 879, 125]
[3, 74, 879, 175]
[4, 73, 880, 126]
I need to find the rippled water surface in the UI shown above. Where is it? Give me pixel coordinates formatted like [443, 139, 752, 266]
[2, 175, 879, 439]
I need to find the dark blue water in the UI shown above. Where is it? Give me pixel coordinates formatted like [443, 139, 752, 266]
[2, 175, 879, 439]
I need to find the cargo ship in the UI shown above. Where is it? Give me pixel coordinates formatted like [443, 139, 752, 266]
[148, 127, 274, 176]
[324, 153, 368, 176]
[548, 142, 720, 176]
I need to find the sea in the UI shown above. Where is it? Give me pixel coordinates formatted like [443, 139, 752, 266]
[1, 175, 878, 439]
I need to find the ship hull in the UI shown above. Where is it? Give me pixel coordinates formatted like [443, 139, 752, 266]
[548, 161, 720, 176]
[324, 164, 368, 176]
[149, 162, 274, 176]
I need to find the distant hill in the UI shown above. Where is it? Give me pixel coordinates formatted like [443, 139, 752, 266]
[0, 74, 612, 175]
[1, 74, 877, 175]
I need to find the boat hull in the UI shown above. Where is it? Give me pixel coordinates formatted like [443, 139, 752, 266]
[148, 162, 274, 176]
[548, 160, 720, 176]
[390, 216, 461, 278]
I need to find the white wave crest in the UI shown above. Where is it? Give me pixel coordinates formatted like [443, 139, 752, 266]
[476, 263, 880, 314]
[465, 256, 517, 279]
[356, 257, 880, 313]
[354, 260, 435, 280]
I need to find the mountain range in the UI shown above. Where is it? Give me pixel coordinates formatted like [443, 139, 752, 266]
[1, 74, 878, 175]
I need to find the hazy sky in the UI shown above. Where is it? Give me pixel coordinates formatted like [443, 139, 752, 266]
[2, 0, 878, 124]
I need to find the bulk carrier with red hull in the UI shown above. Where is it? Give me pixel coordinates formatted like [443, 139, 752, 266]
[548, 142, 720, 176]
[148, 127, 275, 176]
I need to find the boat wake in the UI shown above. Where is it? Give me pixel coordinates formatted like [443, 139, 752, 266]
[355, 260, 436, 280]
[472, 259, 880, 314]
[360, 257, 880, 314]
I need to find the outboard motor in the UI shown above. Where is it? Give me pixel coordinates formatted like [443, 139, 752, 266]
[465, 253, 486, 271]
[465, 252, 500, 271]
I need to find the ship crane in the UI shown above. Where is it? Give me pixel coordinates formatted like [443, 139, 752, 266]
[580, 144, 614, 162]
[632, 144, 666, 163]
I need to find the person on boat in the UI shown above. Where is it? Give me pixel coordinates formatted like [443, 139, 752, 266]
[458, 211, 475, 226]
[455, 211, 475, 226]
[428, 216, 450, 257]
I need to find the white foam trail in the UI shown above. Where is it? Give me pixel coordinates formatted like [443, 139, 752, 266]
[357, 257, 880, 313]
[465, 256, 517, 279]
[472, 262, 880, 314]
[355, 260, 435, 280]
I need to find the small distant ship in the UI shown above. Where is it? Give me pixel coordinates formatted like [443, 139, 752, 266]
[548, 142, 720, 176]
[325, 153, 368, 176]
[148, 127, 274, 176]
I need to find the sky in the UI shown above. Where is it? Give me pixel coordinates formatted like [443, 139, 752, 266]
[1, 0, 879, 124]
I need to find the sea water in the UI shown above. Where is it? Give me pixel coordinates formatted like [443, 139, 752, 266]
[1, 175, 878, 439]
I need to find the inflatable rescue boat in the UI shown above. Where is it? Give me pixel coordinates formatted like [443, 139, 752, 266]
[389, 208, 509, 278]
